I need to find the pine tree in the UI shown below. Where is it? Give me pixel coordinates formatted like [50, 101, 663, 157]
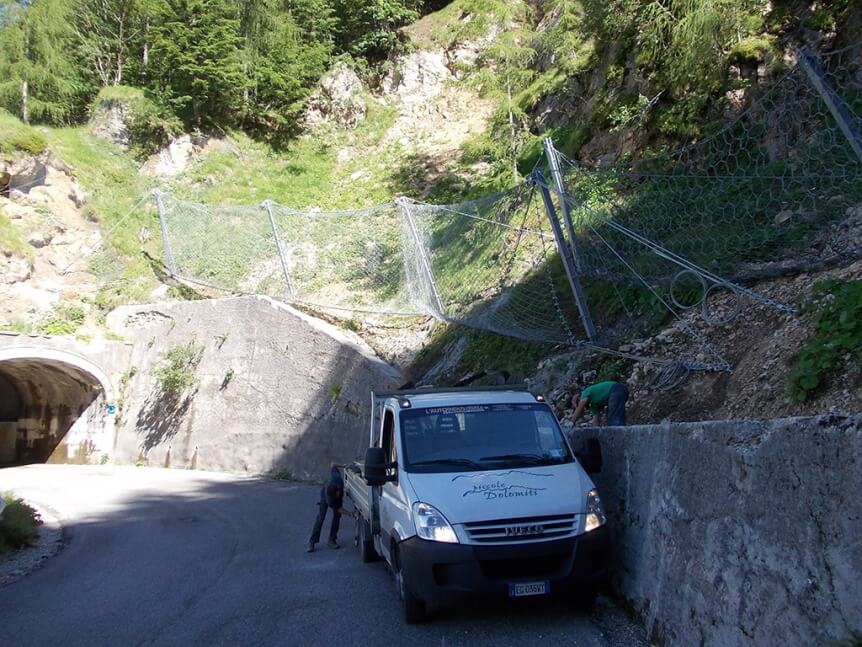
[146, 0, 246, 127]
[234, 0, 331, 142]
[331, 0, 422, 58]
[0, 0, 85, 124]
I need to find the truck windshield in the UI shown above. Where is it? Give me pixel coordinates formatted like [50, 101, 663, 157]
[400, 403, 573, 473]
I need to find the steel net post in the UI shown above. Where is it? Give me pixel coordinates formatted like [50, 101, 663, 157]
[396, 197, 445, 319]
[798, 46, 862, 165]
[262, 200, 295, 300]
[533, 169, 597, 342]
[152, 190, 177, 276]
[544, 137, 586, 272]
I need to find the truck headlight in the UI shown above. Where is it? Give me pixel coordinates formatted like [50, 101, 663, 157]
[584, 488, 607, 532]
[412, 502, 459, 543]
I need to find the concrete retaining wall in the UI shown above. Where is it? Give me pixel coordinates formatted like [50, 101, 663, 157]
[583, 415, 861, 646]
[108, 296, 401, 479]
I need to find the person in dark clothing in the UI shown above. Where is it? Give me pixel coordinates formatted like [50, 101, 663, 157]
[307, 463, 353, 552]
[571, 380, 629, 426]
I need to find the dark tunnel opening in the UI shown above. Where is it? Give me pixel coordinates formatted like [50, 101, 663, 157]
[0, 358, 107, 466]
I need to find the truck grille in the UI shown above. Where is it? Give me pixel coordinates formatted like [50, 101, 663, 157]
[479, 554, 569, 580]
[463, 514, 577, 543]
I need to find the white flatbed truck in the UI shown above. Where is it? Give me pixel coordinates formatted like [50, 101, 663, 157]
[344, 386, 609, 623]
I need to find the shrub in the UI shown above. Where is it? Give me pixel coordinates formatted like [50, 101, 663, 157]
[789, 279, 862, 402]
[152, 340, 203, 396]
[0, 110, 48, 155]
[37, 303, 86, 336]
[0, 494, 42, 554]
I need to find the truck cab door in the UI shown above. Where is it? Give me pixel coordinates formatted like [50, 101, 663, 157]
[378, 406, 409, 564]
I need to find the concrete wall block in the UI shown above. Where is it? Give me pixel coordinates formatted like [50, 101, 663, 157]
[110, 296, 401, 480]
[584, 415, 861, 646]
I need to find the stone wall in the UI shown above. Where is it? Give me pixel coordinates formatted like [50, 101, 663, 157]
[108, 296, 401, 479]
[582, 415, 861, 646]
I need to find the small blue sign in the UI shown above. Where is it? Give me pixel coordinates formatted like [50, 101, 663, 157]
[106, 403, 117, 415]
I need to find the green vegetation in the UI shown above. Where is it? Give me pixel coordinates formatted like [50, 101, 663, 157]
[39, 122, 160, 310]
[328, 382, 343, 403]
[789, 279, 862, 402]
[0, 0, 83, 124]
[0, 0, 433, 144]
[411, 323, 549, 382]
[0, 493, 42, 555]
[405, 0, 525, 51]
[178, 101, 397, 208]
[595, 357, 622, 383]
[37, 302, 86, 336]
[0, 109, 47, 154]
[830, 631, 862, 647]
[91, 86, 181, 158]
[153, 340, 204, 396]
[0, 211, 32, 258]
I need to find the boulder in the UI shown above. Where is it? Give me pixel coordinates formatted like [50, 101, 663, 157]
[4, 156, 47, 194]
[0, 254, 31, 284]
[27, 230, 53, 249]
[140, 135, 196, 177]
[381, 50, 451, 105]
[305, 61, 367, 129]
[68, 186, 87, 209]
[1, 203, 31, 220]
[90, 101, 131, 147]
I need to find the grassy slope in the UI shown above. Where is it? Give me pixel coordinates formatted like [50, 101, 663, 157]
[1, 111, 45, 257]
[48, 127, 162, 310]
[175, 101, 398, 208]
[4, 1, 848, 388]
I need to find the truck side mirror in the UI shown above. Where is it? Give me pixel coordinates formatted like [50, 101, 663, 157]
[576, 437, 603, 474]
[364, 447, 390, 486]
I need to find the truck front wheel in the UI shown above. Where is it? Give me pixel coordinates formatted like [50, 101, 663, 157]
[394, 550, 426, 624]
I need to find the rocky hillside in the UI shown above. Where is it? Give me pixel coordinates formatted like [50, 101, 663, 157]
[1, 0, 859, 425]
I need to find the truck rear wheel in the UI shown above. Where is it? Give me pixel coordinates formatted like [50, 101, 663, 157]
[395, 550, 426, 624]
[358, 517, 378, 563]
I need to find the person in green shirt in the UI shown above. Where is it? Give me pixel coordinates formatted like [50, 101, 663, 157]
[571, 380, 629, 426]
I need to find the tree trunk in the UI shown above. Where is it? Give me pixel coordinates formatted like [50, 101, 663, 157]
[21, 28, 30, 124]
[142, 19, 149, 69]
[506, 66, 517, 182]
[115, 16, 125, 85]
[21, 79, 29, 124]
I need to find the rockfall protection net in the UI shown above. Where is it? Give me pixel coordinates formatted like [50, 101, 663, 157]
[154, 45, 862, 370]
[158, 185, 578, 344]
[557, 45, 862, 294]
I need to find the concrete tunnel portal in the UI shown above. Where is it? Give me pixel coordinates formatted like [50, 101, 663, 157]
[0, 348, 114, 466]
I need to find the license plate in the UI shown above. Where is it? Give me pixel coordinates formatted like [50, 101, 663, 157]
[508, 581, 549, 597]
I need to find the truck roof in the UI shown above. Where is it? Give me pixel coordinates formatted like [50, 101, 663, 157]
[376, 386, 542, 409]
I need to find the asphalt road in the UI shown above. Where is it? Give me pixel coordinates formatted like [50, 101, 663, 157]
[0, 465, 648, 647]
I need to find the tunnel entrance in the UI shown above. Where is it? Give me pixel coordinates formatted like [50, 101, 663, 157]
[0, 352, 111, 466]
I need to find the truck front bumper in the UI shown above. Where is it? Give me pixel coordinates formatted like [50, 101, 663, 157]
[398, 526, 610, 608]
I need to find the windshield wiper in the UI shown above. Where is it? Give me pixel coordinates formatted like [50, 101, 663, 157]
[479, 453, 561, 464]
[411, 458, 485, 469]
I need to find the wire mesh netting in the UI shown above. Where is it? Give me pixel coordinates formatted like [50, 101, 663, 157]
[559, 45, 862, 293]
[160, 185, 579, 344]
[154, 45, 862, 365]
